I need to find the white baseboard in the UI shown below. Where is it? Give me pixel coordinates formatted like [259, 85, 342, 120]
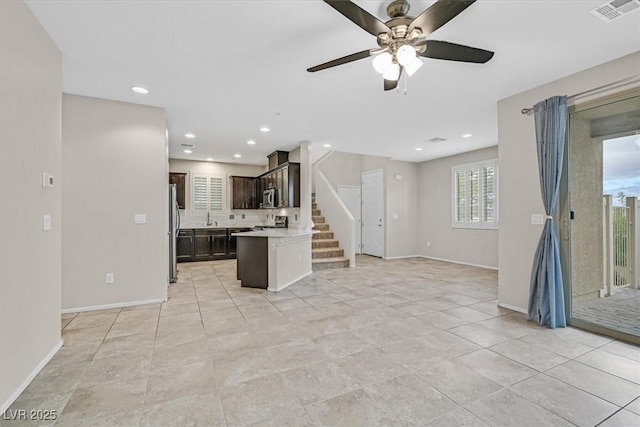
[61, 298, 166, 314]
[382, 255, 421, 260]
[0, 339, 63, 414]
[418, 255, 498, 271]
[268, 270, 312, 293]
[498, 302, 527, 314]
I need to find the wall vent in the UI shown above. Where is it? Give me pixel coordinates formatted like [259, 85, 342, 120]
[590, 0, 640, 22]
[426, 137, 447, 143]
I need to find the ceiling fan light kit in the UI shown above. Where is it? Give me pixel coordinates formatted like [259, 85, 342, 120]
[308, 0, 494, 91]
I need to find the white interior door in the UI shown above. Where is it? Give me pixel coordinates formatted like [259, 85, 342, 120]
[338, 185, 362, 254]
[362, 169, 384, 257]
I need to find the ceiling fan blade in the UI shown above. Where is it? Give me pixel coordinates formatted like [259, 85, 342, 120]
[418, 40, 494, 63]
[384, 78, 398, 91]
[324, 0, 390, 37]
[307, 49, 373, 72]
[408, 0, 476, 35]
[384, 67, 403, 91]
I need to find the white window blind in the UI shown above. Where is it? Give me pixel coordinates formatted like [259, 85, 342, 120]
[451, 160, 498, 229]
[192, 174, 224, 211]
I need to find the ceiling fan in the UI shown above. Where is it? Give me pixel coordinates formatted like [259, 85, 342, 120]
[307, 0, 494, 91]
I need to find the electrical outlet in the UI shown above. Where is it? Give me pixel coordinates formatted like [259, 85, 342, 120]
[105, 273, 114, 284]
[242, 214, 245, 219]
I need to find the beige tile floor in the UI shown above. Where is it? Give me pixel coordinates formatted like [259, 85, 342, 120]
[4, 256, 640, 426]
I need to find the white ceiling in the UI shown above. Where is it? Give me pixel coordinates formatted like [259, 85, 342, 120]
[26, 0, 640, 166]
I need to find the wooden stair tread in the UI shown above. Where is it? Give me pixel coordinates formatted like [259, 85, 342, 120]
[312, 256, 349, 263]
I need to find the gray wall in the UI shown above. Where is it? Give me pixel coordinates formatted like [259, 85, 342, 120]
[318, 151, 420, 259]
[62, 95, 169, 311]
[417, 147, 499, 268]
[0, 0, 63, 410]
[386, 160, 419, 258]
[497, 52, 639, 312]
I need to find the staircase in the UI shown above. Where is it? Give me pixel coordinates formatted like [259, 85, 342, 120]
[312, 202, 349, 270]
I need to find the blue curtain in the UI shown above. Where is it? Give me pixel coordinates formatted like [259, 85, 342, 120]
[527, 95, 567, 328]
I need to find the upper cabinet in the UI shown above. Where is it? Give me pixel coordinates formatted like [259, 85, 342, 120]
[258, 162, 300, 209]
[169, 172, 186, 209]
[231, 162, 300, 209]
[231, 176, 258, 209]
[268, 150, 289, 170]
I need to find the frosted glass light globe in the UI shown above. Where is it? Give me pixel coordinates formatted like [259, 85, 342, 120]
[396, 45, 417, 66]
[382, 62, 400, 81]
[372, 52, 393, 74]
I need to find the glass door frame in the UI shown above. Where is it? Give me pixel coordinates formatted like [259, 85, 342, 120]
[559, 88, 640, 345]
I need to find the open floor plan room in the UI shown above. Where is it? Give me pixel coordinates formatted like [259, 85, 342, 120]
[6, 256, 639, 426]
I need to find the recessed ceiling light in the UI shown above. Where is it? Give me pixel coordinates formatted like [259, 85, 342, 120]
[415, 147, 423, 151]
[323, 144, 332, 148]
[462, 134, 472, 138]
[206, 158, 214, 162]
[185, 133, 195, 139]
[233, 154, 242, 158]
[247, 140, 256, 145]
[260, 127, 270, 133]
[183, 149, 192, 154]
[131, 86, 149, 94]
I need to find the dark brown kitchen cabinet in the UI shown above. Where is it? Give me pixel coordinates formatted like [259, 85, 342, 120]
[169, 172, 187, 209]
[256, 162, 300, 208]
[176, 229, 194, 262]
[268, 150, 289, 170]
[231, 176, 257, 210]
[194, 229, 228, 261]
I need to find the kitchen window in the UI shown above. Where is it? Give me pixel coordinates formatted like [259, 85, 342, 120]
[451, 159, 498, 229]
[192, 174, 224, 211]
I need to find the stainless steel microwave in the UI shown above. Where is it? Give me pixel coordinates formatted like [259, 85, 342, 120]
[262, 188, 276, 208]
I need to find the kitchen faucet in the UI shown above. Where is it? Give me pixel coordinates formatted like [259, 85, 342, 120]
[206, 211, 212, 226]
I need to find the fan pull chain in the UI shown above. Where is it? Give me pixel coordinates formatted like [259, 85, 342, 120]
[403, 71, 408, 95]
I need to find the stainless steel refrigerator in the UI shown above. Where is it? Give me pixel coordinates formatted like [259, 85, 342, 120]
[169, 184, 180, 283]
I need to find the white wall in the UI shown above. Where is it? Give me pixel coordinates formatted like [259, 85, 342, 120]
[386, 161, 419, 258]
[0, 0, 63, 411]
[497, 52, 639, 312]
[417, 147, 499, 268]
[62, 95, 168, 311]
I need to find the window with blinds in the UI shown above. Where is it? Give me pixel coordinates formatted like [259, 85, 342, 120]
[451, 160, 498, 229]
[192, 174, 224, 211]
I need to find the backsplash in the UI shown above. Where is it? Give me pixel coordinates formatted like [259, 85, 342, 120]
[180, 208, 301, 229]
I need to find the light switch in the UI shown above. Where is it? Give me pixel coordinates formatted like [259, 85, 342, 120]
[43, 214, 51, 231]
[531, 214, 544, 225]
[134, 214, 146, 224]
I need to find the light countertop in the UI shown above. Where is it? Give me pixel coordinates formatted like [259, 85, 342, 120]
[231, 229, 318, 238]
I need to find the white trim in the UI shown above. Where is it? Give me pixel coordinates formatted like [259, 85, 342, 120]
[497, 302, 527, 314]
[61, 298, 166, 314]
[0, 340, 63, 414]
[383, 255, 422, 260]
[418, 255, 498, 271]
[268, 270, 312, 292]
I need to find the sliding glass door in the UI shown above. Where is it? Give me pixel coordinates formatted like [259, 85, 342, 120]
[561, 91, 639, 343]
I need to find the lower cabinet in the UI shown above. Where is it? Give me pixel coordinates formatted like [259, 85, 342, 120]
[178, 228, 251, 262]
[194, 229, 228, 261]
[177, 229, 194, 262]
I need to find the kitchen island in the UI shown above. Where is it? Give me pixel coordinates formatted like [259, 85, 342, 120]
[232, 229, 316, 292]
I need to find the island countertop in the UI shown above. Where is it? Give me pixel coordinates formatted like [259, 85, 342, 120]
[231, 229, 318, 238]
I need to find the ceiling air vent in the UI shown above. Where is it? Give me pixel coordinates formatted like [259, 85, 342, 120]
[427, 137, 447, 143]
[181, 143, 196, 148]
[590, 0, 640, 22]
